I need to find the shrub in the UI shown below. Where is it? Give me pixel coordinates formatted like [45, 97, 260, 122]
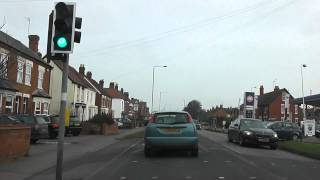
[89, 113, 114, 125]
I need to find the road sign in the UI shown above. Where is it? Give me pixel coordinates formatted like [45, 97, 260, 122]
[304, 119, 315, 136]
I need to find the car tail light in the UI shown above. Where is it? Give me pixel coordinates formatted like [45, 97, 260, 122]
[187, 114, 193, 123]
[52, 124, 59, 128]
[149, 115, 155, 123]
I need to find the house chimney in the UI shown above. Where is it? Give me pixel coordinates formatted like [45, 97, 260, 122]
[115, 83, 118, 90]
[86, 71, 92, 79]
[79, 64, 85, 75]
[121, 88, 124, 94]
[260, 85, 264, 96]
[28, 35, 39, 53]
[109, 82, 114, 89]
[99, 80, 104, 89]
[274, 86, 280, 91]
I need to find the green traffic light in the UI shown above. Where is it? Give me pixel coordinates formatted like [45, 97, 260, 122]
[57, 37, 68, 48]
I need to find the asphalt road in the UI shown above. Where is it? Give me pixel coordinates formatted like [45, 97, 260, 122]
[28, 130, 320, 180]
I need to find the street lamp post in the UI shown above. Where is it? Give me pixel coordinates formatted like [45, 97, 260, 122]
[301, 64, 307, 120]
[151, 65, 167, 113]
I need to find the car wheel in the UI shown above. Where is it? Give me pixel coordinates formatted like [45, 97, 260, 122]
[191, 148, 199, 157]
[72, 132, 80, 136]
[144, 145, 152, 157]
[292, 134, 298, 141]
[270, 143, 278, 150]
[239, 136, 245, 146]
[49, 132, 58, 139]
[30, 139, 38, 144]
[228, 134, 232, 142]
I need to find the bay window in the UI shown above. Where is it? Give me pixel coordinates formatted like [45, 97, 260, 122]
[43, 102, 49, 115]
[35, 101, 41, 114]
[5, 95, 13, 113]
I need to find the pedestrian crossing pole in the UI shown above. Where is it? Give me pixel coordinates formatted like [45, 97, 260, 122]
[56, 54, 69, 180]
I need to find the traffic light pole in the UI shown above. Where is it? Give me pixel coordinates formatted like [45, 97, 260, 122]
[56, 54, 69, 180]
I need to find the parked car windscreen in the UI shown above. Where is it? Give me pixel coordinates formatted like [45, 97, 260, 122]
[240, 119, 265, 129]
[35, 116, 48, 124]
[41, 116, 50, 123]
[70, 116, 80, 123]
[51, 116, 60, 124]
[18, 116, 35, 124]
[154, 113, 189, 124]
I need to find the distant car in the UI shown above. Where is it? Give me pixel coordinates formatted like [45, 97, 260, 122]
[193, 119, 202, 130]
[36, 115, 59, 139]
[65, 116, 82, 136]
[114, 118, 124, 128]
[144, 111, 199, 157]
[267, 121, 302, 141]
[13, 114, 49, 143]
[51, 115, 82, 136]
[228, 118, 279, 149]
[315, 124, 320, 138]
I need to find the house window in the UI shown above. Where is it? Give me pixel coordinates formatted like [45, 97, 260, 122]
[35, 101, 41, 114]
[17, 60, 24, 83]
[15, 96, 20, 113]
[281, 104, 285, 114]
[81, 88, 84, 102]
[23, 97, 29, 113]
[38, 67, 44, 89]
[0, 53, 8, 79]
[43, 102, 49, 115]
[295, 105, 298, 115]
[295, 118, 298, 123]
[25, 63, 32, 85]
[5, 95, 13, 113]
[77, 87, 80, 102]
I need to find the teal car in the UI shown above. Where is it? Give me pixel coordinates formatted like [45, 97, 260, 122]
[144, 111, 199, 157]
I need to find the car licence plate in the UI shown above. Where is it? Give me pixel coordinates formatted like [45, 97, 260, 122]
[258, 138, 269, 142]
[163, 128, 180, 133]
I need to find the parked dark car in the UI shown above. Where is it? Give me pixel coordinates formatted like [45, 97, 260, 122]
[315, 124, 320, 138]
[65, 115, 82, 136]
[47, 115, 82, 136]
[0, 114, 20, 124]
[228, 118, 279, 149]
[13, 114, 49, 143]
[36, 115, 60, 139]
[115, 118, 132, 128]
[267, 121, 302, 140]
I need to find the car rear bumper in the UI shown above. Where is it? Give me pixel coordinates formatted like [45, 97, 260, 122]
[243, 135, 278, 145]
[145, 137, 198, 149]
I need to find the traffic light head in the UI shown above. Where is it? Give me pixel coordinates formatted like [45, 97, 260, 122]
[52, 2, 75, 53]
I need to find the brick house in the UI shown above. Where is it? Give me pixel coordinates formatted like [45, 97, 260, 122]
[104, 82, 124, 119]
[0, 32, 51, 115]
[257, 85, 300, 123]
[138, 101, 149, 120]
[83, 71, 111, 115]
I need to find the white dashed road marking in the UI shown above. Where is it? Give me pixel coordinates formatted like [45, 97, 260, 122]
[185, 176, 192, 179]
[224, 160, 232, 163]
[217, 177, 225, 179]
[151, 176, 159, 179]
[120, 177, 127, 180]
[249, 176, 257, 179]
[203, 160, 209, 163]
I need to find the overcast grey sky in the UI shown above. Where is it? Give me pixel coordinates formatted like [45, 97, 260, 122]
[1, 0, 320, 110]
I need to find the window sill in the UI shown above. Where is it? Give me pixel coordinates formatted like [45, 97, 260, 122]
[25, 83, 31, 86]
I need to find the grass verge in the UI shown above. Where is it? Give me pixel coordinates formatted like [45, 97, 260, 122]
[279, 141, 320, 160]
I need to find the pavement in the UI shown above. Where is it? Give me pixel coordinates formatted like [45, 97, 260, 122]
[0, 128, 144, 180]
[1, 128, 320, 180]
